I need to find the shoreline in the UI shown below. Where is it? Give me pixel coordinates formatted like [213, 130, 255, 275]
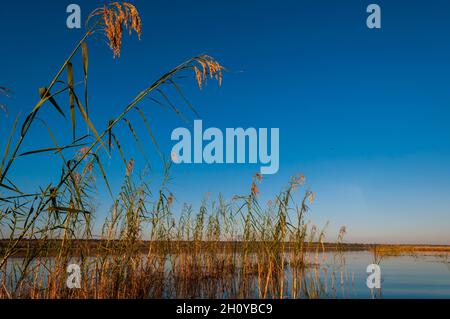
[1, 239, 450, 257]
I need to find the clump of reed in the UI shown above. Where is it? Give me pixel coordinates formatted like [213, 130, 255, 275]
[0, 1, 346, 299]
[0, 167, 344, 299]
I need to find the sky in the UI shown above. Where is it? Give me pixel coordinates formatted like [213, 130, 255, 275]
[1, 0, 450, 244]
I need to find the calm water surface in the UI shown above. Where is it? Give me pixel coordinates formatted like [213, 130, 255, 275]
[4, 251, 450, 298]
[319, 251, 450, 298]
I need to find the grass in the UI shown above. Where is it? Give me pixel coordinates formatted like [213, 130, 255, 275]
[4, 1, 442, 299]
[0, 166, 346, 298]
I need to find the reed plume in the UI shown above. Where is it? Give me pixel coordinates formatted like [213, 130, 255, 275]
[193, 55, 225, 89]
[88, 2, 142, 58]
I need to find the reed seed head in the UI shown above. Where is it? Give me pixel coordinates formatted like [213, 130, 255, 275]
[88, 2, 142, 58]
[73, 172, 81, 185]
[77, 146, 90, 159]
[309, 191, 315, 204]
[193, 55, 225, 89]
[126, 158, 135, 176]
[251, 182, 259, 195]
[171, 151, 178, 162]
[299, 173, 305, 185]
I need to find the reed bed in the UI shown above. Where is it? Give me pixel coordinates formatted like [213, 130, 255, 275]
[0, 172, 347, 299]
[0, 1, 347, 299]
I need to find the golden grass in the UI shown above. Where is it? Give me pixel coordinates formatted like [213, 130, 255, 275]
[88, 2, 142, 58]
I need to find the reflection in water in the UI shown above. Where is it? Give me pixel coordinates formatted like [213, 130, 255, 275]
[1, 251, 449, 299]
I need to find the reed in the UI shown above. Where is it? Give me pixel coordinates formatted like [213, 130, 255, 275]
[0, 2, 345, 299]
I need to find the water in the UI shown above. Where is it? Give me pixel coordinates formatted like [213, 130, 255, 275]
[3, 251, 450, 298]
[316, 251, 450, 298]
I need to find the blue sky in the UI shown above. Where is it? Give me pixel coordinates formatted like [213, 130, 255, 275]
[1, 0, 450, 244]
